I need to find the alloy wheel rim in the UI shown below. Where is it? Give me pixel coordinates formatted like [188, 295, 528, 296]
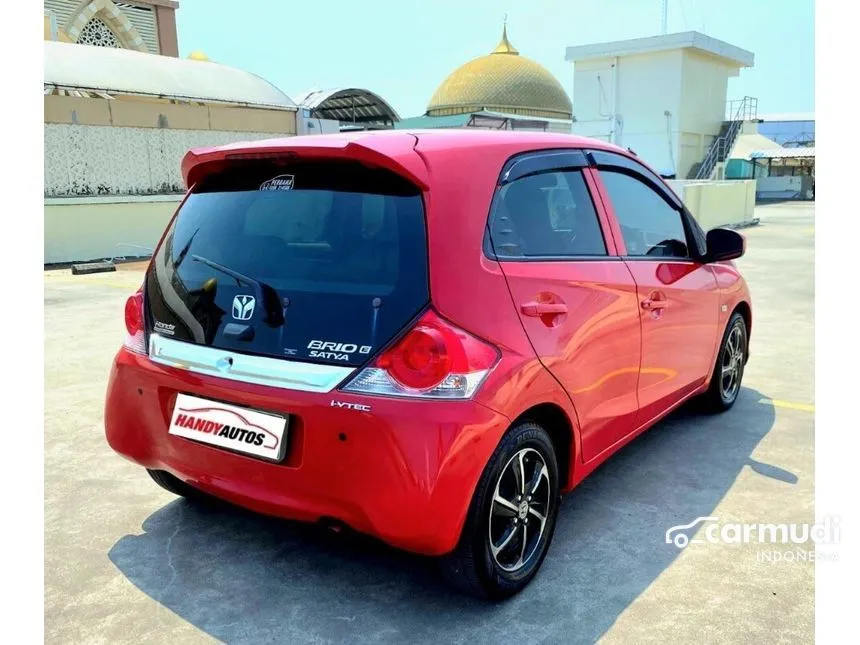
[720, 325, 744, 401]
[488, 447, 552, 572]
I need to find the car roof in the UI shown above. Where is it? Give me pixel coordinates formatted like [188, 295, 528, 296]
[181, 129, 637, 190]
[199, 128, 629, 155]
[414, 129, 623, 150]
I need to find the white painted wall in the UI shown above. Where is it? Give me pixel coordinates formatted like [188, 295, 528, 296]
[667, 179, 757, 229]
[45, 195, 182, 264]
[296, 113, 341, 136]
[678, 51, 732, 135]
[570, 58, 617, 143]
[756, 176, 810, 200]
[571, 49, 739, 178]
[45, 124, 277, 197]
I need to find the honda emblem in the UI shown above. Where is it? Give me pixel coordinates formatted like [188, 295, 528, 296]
[232, 295, 256, 321]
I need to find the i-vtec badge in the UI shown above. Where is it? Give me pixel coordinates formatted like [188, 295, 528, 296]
[307, 340, 372, 362]
[330, 400, 371, 412]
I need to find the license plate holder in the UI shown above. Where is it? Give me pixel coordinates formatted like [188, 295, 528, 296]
[168, 393, 288, 462]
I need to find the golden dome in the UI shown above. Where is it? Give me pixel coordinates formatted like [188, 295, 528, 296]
[187, 51, 211, 61]
[427, 26, 572, 120]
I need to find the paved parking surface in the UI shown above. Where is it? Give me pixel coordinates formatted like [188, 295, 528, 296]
[44, 203, 815, 644]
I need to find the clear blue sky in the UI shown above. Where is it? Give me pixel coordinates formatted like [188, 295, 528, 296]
[175, 0, 814, 118]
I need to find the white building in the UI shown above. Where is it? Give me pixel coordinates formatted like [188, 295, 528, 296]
[565, 31, 754, 179]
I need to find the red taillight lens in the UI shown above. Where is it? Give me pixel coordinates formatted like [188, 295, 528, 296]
[125, 292, 143, 335]
[380, 324, 451, 390]
[123, 290, 147, 355]
[343, 310, 500, 399]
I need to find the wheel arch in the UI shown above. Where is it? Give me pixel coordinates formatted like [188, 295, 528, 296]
[512, 402, 575, 491]
[731, 300, 752, 362]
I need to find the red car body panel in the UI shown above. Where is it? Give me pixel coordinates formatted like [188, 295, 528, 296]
[496, 258, 643, 463]
[106, 349, 511, 555]
[589, 169, 722, 421]
[624, 259, 720, 422]
[105, 130, 751, 556]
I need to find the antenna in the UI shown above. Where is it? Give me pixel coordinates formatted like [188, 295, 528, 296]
[661, 0, 668, 34]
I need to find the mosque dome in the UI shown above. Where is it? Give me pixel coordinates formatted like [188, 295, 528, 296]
[427, 26, 572, 120]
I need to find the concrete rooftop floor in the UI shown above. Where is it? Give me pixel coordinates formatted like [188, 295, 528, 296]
[44, 202, 815, 644]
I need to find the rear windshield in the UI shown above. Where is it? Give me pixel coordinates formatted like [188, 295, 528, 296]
[144, 159, 429, 366]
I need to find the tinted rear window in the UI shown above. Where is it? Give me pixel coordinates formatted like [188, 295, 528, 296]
[144, 160, 428, 366]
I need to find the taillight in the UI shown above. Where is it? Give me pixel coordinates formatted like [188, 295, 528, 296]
[342, 310, 499, 399]
[123, 291, 147, 355]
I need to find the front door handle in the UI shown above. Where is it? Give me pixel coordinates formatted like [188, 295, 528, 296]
[521, 302, 568, 317]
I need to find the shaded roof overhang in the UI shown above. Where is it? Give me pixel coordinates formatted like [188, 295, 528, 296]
[750, 147, 815, 160]
[758, 112, 815, 123]
[294, 88, 400, 124]
[44, 41, 296, 110]
[395, 110, 571, 131]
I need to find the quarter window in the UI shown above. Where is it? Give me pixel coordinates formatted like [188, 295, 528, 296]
[487, 170, 607, 258]
[600, 170, 690, 258]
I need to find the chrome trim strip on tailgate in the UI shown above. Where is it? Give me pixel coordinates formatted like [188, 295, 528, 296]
[148, 334, 354, 393]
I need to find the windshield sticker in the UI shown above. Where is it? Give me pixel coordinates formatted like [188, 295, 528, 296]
[260, 174, 295, 191]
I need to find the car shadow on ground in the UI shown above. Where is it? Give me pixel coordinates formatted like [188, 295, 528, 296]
[109, 387, 787, 644]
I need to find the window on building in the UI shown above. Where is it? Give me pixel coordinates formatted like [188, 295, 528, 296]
[77, 18, 121, 48]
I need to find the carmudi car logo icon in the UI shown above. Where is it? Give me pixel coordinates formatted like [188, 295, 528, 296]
[232, 295, 256, 321]
[666, 516, 719, 548]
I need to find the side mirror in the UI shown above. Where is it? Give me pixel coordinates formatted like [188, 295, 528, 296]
[705, 228, 745, 263]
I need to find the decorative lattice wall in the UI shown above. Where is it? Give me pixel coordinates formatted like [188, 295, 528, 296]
[45, 125, 276, 197]
[76, 17, 120, 47]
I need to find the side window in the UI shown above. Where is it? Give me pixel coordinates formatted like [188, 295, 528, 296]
[488, 170, 607, 258]
[599, 170, 690, 258]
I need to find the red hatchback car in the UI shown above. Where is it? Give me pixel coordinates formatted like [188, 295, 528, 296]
[105, 130, 751, 598]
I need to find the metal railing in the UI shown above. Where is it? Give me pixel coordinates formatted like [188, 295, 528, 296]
[726, 96, 758, 122]
[695, 96, 758, 180]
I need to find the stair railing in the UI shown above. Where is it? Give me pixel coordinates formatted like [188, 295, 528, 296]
[695, 96, 757, 179]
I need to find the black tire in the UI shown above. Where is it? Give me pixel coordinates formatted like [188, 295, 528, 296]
[440, 421, 560, 599]
[147, 469, 213, 504]
[701, 312, 748, 412]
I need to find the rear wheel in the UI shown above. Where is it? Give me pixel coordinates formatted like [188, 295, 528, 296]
[702, 312, 748, 411]
[440, 421, 560, 599]
[147, 469, 213, 504]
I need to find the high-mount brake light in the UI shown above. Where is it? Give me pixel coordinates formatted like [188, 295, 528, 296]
[342, 310, 499, 399]
[123, 291, 147, 355]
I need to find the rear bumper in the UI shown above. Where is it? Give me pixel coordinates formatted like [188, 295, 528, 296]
[104, 348, 510, 555]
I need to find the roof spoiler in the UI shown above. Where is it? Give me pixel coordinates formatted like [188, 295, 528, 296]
[181, 135, 429, 191]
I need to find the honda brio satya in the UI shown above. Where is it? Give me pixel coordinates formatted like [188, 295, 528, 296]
[105, 130, 751, 598]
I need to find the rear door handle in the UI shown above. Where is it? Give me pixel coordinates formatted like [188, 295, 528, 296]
[521, 302, 568, 316]
[641, 298, 668, 310]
